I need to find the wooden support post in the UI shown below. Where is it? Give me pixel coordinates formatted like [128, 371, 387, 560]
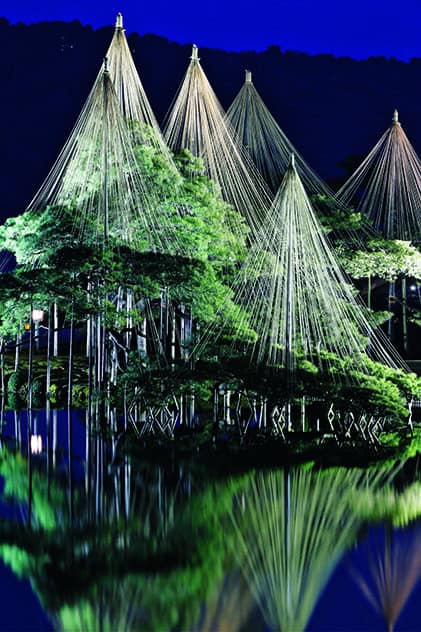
[35, 319, 40, 353]
[286, 402, 292, 433]
[180, 304, 186, 360]
[213, 388, 219, 435]
[46, 306, 52, 498]
[402, 277, 408, 355]
[53, 302, 59, 357]
[27, 303, 33, 413]
[15, 328, 20, 371]
[388, 280, 395, 341]
[301, 396, 306, 432]
[0, 338, 4, 398]
[52, 409, 57, 469]
[67, 303, 74, 526]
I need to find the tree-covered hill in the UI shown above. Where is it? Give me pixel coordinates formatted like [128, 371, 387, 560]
[0, 17, 420, 221]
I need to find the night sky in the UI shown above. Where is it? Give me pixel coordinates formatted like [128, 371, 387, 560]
[2, 0, 421, 60]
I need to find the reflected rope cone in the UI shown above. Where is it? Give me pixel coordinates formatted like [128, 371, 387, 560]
[336, 110, 421, 241]
[353, 525, 421, 632]
[163, 45, 273, 239]
[58, 579, 144, 632]
[107, 13, 176, 169]
[194, 573, 255, 632]
[226, 69, 333, 197]
[196, 156, 404, 376]
[229, 467, 385, 632]
[28, 60, 182, 254]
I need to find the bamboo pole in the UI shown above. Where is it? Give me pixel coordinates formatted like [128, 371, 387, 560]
[213, 387, 219, 439]
[46, 305, 52, 399]
[0, 338, 4, 399]
[171, 311, 176, 367]
[15, 327, 20, 371]
[46, 305, 52, 498]
[67, 297, 75, 525]
[27, 419, 32, 528]
[284, 467, 291, 610]
[388, 281, 395, 341]
[52, 409, 57, 469]
[402, 277, 408, 355]
[0, 394, 4, 444]
[301, 397, 306, 432]
[53, 302, 59, 357]
[27, 303, 33, 413]
[14, 411, 19, 449]
[180, 303, 186, 360]
[27, 302, 34, 528]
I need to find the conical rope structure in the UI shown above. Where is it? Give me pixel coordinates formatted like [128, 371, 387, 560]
[229, 466, 389, 632]
[353, 525, 421, 632]
[226, 70, 379, 248]
[194, 574, 254, 632]
[226, 70, 334, 197]
[107, 13, 176, 171]
[163, 45, 273, 239]
[27, 58, 183, 255]
[196, 156, 405, 378]
[336, 110, 421, 242]
[58, 580, 145, 632]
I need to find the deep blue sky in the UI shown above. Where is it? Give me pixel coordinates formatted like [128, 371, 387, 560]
[2, 0, 421, 60]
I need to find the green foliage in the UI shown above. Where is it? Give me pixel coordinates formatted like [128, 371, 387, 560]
[0, 210, 46, 266]
[0, 545, 32, 578]
[337, 238, 421, 281]
[118, 356, 214, 411]
[189, 350, 420, 426]
[0, 143, 248, 340]
[0, 448, 249, 632]
[7, 368, 26, 394]
[355, 478, 421, 528]
[32, 376, 45, 406]
[311, 194, 363, 233]
[0, 452, 63, 531]
[380, 426, 421, 459]
[310, 195, 421, 282]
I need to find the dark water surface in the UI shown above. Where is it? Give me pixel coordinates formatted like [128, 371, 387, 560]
[0, 409, 419, 631]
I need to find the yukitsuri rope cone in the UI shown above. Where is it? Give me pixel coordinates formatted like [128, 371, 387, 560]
[196, 156, 404, 380]
[226, 69, 333, 197]
[163, 45, 273, 239]
[337, 110, 421, 242]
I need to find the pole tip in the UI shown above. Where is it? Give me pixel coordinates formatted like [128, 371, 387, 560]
[289, 153, 295, 169]
[115, 12, 124, 29]
[245, 69, 252, 83]
[392, 109, 400, 124]
[191, 44, 200, 61]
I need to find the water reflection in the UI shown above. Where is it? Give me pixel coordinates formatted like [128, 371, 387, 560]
[353, 524, 421, 632]
[0, 408, 419, 631]
[228, 467, 390, 632]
